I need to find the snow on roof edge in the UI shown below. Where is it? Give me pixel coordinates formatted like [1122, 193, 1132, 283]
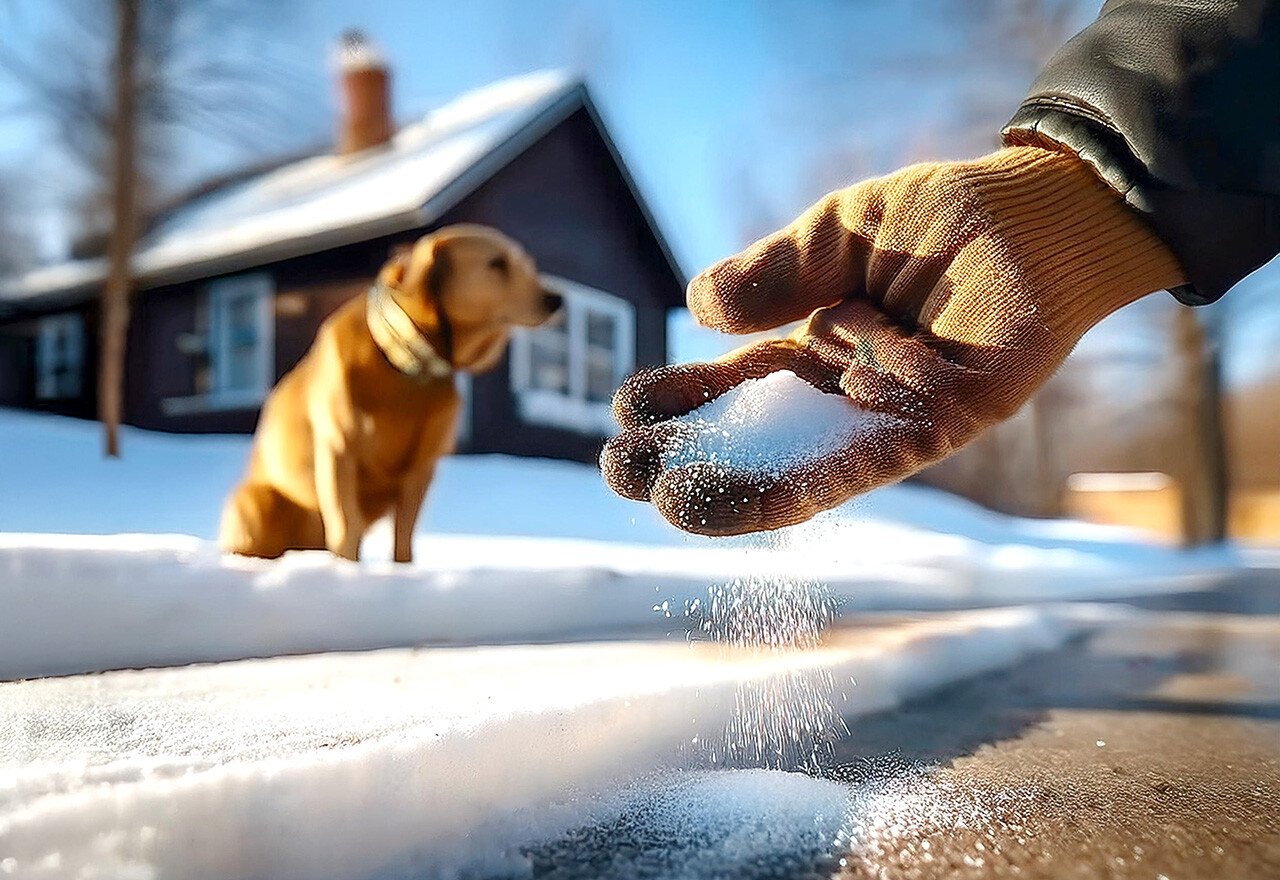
[0, 70, 583, 310]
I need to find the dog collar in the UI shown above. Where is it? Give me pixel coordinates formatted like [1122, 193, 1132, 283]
[366, 281, 453, 382]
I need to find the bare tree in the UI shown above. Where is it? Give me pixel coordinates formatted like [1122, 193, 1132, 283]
[99, 0, 139, 458]
[2, 0, 310, 230]
[1174, 304, 1228, 543]
[948, 0, 1087, 78]
[1194, 274, 1280, 541]
[1, 0, 314, 455]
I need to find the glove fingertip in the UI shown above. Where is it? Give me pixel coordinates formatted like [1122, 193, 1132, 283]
[611, 367, 664, 430]
[650, 463, 771, 537]
[599, 430, 661, 502]
[612, 361, 745, 429]
[687, 265, 771, 335]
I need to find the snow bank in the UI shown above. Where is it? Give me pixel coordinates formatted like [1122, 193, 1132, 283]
[0, 405, 1216, 548]
[0, 606, 1104, 880]
[0, 407, 685, 544]
[0, 408, 1238, 680]
[0, 528, 1230, 682]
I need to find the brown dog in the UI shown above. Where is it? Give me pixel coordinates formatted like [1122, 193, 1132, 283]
[219, 225, 562, 562]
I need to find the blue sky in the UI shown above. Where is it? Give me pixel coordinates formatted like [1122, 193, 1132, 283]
[3, 0, 1040, 362]
[0, 0, 1030, 273]
[2, 0, 1276, 375]
[281, 0, 1027, 274]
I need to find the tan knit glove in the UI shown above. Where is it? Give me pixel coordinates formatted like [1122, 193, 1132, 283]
[602, 146, 1186, 536]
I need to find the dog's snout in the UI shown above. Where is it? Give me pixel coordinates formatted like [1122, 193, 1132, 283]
[541, 290, 564, 314]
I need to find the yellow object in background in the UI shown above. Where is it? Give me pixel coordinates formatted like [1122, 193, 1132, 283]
[1064, 472, 1184, 546]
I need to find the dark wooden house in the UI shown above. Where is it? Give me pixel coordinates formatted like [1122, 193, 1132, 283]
[0, 51, 684, 464]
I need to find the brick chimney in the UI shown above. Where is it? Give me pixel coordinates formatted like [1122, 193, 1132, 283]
[335, 29, 393, 155]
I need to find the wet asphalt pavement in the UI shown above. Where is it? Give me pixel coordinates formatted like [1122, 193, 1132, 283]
[488, 570, 1280, 880]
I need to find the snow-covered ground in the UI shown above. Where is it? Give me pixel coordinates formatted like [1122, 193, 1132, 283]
[0, 406, 1168, 545]
[0, 408, 1255, 878]
[0, 605, 1110, 880]
[0, 406, 1239, 680]
[0, 408, 1238, 680]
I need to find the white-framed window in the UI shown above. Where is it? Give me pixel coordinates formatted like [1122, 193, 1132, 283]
[509, 276, 635, 435]
[35, 313, 84, 400]
[163, 273, 274, 415]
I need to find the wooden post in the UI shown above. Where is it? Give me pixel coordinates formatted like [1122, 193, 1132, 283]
[99, 0, 139, 458]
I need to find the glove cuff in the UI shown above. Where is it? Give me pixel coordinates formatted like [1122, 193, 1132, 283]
[972, 146, 1188, 344]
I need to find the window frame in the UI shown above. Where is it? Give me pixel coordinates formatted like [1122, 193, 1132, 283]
[34, 312, 85, 401]
[162, 272, 275, 416]
[509, 276, 635, 436]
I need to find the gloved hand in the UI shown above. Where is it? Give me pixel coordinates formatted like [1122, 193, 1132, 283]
[602, 146, 1185, 536]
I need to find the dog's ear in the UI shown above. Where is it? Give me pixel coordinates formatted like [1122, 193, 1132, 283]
[382, 236, 453, 302]
[379, 243, 415, 288]
[424, 239, 453, 302]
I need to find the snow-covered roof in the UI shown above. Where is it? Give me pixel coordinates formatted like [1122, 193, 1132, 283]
[0, 71, 586, 308]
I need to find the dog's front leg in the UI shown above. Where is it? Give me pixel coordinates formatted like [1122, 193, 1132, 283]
[393, 408, 460, 564]
[393, 465, 435, 564]
[314, 437, 363, 561]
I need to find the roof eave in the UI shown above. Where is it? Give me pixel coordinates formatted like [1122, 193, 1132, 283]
[0, 77, 692, 316]
[155, 80, 591, 291]
[576, 86, 689, 302]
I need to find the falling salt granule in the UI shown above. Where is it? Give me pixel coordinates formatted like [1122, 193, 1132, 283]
[674, 526, 846, 771]
[660, 370, 891, 477]
[647, 372, 886, 769]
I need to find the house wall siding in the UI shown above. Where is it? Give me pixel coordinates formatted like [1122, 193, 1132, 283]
[124, 281, 243, 431]
[122, 264, 374, 435]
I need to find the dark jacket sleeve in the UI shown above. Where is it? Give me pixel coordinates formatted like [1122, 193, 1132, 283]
[1002, 0, 1280, 305]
